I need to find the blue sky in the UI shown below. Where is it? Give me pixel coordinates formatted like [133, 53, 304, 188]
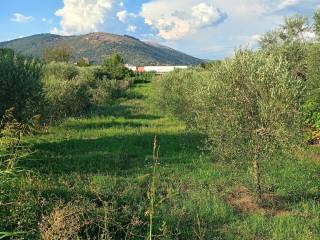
[0, 0, 319, 59]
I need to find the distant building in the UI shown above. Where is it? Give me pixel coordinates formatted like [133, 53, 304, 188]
[125, 64, 188, 74]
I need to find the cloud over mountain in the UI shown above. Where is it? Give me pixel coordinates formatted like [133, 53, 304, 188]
[51, 0, 113, 35]
[140, 1, 226, 40]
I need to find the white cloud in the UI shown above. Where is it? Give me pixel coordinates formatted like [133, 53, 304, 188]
[140, 1, 225, 40]
[11, 13, 33, 23]
[52, 0, 113, 35]
[247, 34, 261, 47]
[119, 1, 124, 7]
[140, 0, 308, 40]
[274, 0, 301, 11]
[126, 25, 137, 32]
[301, 31, 316, 42]
[191, 3, 224, 27]
[139, 0, 319, 59]
[117, 10, 127, 22]
[117, 10, 137, 23]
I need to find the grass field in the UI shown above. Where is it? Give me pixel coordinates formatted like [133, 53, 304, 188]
[1, 82, 320, 239]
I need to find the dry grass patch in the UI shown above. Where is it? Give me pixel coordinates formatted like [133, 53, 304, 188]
[225, 186, 290, 216]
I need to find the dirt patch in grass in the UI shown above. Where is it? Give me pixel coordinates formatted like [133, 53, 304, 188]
[225, 186, 290, 216]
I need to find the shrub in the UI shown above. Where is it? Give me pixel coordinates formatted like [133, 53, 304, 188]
[134, 72, 155, 83]
[39, 202, 85, 240]
[102, 53, 134, 80]
[42, 44, 72, 63]
[259, 13, 320, 142]
[43, 61, 79, 80]
[153, 68, 211, 128]
[155, 50, 304, 197]
[304, 44, 320, 132]
[42, 62, 132, 120]
[77, 57, 90, 67]
[42, 63, 94, 120]
[0, 49, 43, 121]
[0, 108, 36, 170]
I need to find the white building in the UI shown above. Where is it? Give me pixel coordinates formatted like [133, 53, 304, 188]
[125, 64, 188, 74]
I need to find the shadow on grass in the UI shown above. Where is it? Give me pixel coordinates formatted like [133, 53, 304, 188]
[122, 90, 145, 100]
[89, 104, 161, 121]
[23, 132, 203, 175]
[63, 121, 148, 131]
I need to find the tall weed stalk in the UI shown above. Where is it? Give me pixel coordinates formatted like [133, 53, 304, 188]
[148, 136, 160, 240]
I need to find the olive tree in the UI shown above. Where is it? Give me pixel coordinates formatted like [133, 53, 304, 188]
[195, 50, 304, 198]
[0, 49, 43, 121]
[314, 10, 320, 38]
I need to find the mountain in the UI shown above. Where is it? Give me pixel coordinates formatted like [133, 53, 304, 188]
[0, 33, 203, 66]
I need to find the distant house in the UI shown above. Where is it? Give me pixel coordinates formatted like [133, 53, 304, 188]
[125, 64, 188, 74]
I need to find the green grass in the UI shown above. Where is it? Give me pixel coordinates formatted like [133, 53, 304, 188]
[1, 82, 320, 239]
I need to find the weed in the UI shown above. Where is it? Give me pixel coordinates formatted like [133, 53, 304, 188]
[148, 136, 160, 240]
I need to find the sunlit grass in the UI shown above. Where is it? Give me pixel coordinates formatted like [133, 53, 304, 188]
[1, 82, 319, 239]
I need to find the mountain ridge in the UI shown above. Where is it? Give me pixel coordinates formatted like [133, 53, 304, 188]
[0, 33, 203, 66]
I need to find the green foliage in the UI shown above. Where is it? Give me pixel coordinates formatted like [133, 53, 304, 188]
[0, 48, 43, 122]
[0, 107, 38, 174]
[314, 10, 320, 38]
[155, 50, 305, 198]
[259, 15, 309, 48]
[104, 53, 124, 66]
[42, 63, 95, 119]
[153, 68, 205, 126]
[259, 13, 320, 139]
[102, 53, 134, 80]
[42, 44, 72, 63]
[43, 61, 79, 80]
[305, 43, 320, 132]
[306, 43, 320, 92]
[134, 72, 155, 83]
[282, 15, 309, 41]
[200, 60, 222, 69]
[42, 62, 133, 120]
[156, 50, 304, 161]
[1, 83, 319, 239]
[259, 15, 309, 80]
[77, 57, 90, 67]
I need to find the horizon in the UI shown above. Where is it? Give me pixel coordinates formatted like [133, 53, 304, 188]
[1, 0, 319, 60]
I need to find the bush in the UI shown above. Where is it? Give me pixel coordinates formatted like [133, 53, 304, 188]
[42, 62, 133, 120]
[42, 44, 72, 63]
[0, 49, 43, 121]
[42, 63, 94, 120]
[304, 44, 320, 132]
[102, 53, 134, 80]
[0, 108, 39, 171]
[153, 68, 209, 127]
[155, 50, 305, 196]
[43, 61, 79, 80]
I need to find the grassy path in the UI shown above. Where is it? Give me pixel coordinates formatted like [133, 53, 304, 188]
[28, 82, 201, 175]
[3, 82, 320, 239]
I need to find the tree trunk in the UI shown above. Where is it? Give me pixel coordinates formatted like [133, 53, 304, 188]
[253, 159, 262, 200]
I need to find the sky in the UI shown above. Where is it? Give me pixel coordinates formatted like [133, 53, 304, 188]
[0, 0, 319, 59]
